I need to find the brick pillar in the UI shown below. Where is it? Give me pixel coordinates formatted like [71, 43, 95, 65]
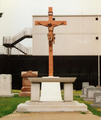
[49, 41, 53, 76]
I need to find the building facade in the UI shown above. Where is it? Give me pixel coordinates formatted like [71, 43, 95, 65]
[0, 15, 101, 90]
[32, 15, 101, 89]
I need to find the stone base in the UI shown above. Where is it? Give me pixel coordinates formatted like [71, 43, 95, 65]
[17, 101, 87, 112]
[0, 94, 14, 97]
[80, 95, 86, 98]
[40, 76, 62, 101]
[83, 98, 94, 101]
[90, 104, 101, 108]
[19, 92, 31, 97]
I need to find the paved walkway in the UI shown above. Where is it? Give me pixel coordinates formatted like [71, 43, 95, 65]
[0, 112, 101, 120]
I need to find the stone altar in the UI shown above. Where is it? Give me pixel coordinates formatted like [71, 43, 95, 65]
[0, 74, 14, 97]
[17, 77, 87, 112]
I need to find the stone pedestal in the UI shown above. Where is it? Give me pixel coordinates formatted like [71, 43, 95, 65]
[40, 77, 62, 101]
[0, 74, 14, 97]
[17, 101, 87, 112]
[19, 71, 38, 97]
[17, 77, 87, 112]
[64, 83, 73, 101]
[31, 83, 40, 101]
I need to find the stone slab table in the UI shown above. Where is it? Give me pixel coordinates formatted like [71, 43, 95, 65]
[28, 77, 76, 102]
[17, 77, 87, 112]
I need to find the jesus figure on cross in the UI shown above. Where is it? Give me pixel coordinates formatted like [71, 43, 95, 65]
[35, 7, 66, 76]
[37, 21, 65, 44]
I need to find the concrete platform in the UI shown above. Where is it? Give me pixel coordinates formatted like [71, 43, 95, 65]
[17, 101, 87, 112]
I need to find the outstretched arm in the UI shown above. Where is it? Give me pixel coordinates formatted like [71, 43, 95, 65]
[53, 21, 66, 27]
[35, 21, 49, 27]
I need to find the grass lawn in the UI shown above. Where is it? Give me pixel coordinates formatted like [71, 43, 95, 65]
[0, 93, 30, 118]
[12, 89, 21, 93]
[0, 90, 101, 118]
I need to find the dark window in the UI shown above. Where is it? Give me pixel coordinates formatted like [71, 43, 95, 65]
[96, 18, 98, 20]
[96, 37, 99, 40]
[53, 18, 55, 21]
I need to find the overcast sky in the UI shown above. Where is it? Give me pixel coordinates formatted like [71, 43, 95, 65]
[0, 0, 101, 47]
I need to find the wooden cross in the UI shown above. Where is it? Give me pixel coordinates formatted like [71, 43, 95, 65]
[35, 7, 66, 76]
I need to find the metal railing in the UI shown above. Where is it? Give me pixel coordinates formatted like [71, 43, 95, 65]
[15, 43, 30, 54]
[3, 28, 32, 55]
[3, 28, 32, 45]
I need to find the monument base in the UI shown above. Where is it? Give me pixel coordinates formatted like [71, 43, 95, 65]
[0, 94, 14, 97]
[40, 76, 62, 101]
[19, 92, 31, 97]
[17, 101, 87, 112]
[83, 98, 94, 101]
[90, 104, 101, 108]
[80, 95, 86, 98]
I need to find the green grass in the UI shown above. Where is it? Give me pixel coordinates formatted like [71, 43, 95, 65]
[73, 90, 82, 95]
[0, 94, 30, 118]
[12, 89, 21, 93]
[73, 90, 101, 117]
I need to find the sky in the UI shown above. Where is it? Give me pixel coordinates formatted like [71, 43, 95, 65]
[0, 0, 101, 47]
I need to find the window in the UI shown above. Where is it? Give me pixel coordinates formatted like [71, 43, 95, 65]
[53, 18, 55, 21]
[95, 18, 98, 20]
[96, 37, 99, 40]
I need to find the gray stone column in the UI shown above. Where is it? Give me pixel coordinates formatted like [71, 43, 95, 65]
[64, 83, 73, 102]
[31, 83, 40, 101]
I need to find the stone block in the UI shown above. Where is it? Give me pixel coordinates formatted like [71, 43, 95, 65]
[31, 83, 40, 101]
[19, 71, 38, 97]
[82, 82, 89, 89]
[90, 92, 101, 108]
[84, 87, 101, 101]
[80, 85, 95, 98]
[64, 83, 73, 102]
[0, 74, 14, 97]
[94, 92, 101, 104]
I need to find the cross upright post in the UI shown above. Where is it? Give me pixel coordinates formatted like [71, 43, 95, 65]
[35, 7, 66, 76]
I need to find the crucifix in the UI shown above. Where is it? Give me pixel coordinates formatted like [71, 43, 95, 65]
[35, 7, 66, 76]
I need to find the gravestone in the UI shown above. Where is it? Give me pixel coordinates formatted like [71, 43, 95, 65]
[84, 87, 101, 101]
[0, 74, 14, 97]
[82, 82, 89, 90]
[90, 92, 101, 108]
[80, 86, 95, 98]
[19, 71, 38, 97]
